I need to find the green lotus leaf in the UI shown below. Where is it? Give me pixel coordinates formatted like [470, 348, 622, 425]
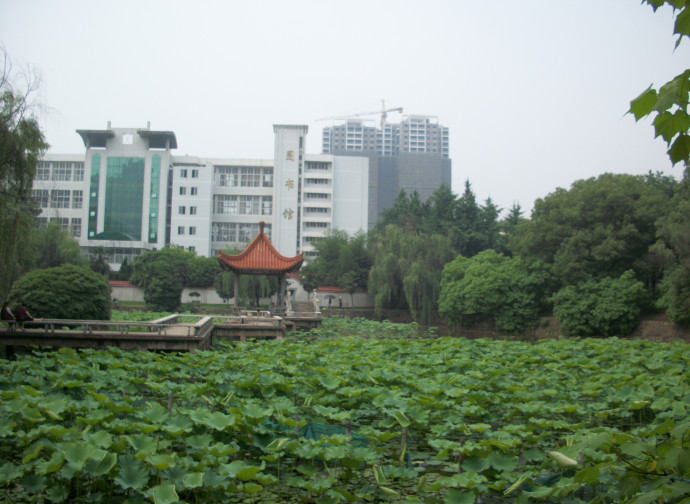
[0, 462, 23, 484]
[114, 454, 149, 490]
[182, 471, 204, 488]
[151, 484, 179, 504]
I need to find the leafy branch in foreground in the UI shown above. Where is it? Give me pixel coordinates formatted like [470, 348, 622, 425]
[630, 1, 690, 166]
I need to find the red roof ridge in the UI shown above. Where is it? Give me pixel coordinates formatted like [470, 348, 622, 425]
[218, 222, 303, 275]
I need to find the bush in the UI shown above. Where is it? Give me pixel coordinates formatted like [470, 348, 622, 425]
[143, 275, 184, 312]
[9, 264, 111, 320]
[552, 270, 645, 336]
[438, 250, 546, 332]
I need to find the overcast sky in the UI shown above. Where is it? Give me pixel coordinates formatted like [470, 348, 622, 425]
[2, 0, 688, 216]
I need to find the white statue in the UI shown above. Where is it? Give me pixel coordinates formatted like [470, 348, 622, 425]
[311, 289, 319, 311]
[286, 290, 294, 314]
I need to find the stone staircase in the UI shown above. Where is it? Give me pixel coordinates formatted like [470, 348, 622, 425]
[291, 301, 319, 314]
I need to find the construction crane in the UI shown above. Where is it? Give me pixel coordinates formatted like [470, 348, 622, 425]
[317, 100, 403, 130]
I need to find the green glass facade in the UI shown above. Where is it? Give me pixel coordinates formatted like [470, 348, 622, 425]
[104, 157, 145, 241]
[88, 154, 101, 238]
[148, 155, 160, 243]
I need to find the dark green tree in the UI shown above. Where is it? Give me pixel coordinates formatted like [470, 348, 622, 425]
[439, 249, 547, 332]
[0, 48, 48, 300]
[300, 229, 371, 294]
[654, 171, 690, 323]
[144, 275, 185, 312]
[130, 247, 196, 311]
[187, 255, 219, 287]
[9, 264, 111, 320]
[114, 257, 133, 281]
[510, 173, 676, 292]
[89, 246, 111, 277]
[378, 190, 428, 231]
[552, 270, 646, 337]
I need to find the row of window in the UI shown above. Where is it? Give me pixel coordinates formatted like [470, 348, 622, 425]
[215, 166, 273, 188]
[179, 186, 199, 196]
[37, 217, 82, 238]
[213, 195, 272, 216]
[212, 222, 272, 243]
[304, 221, 329, 229]
[305, 162, 331, 171]
[304, 193, 330, 200]
[36, 162, 85, 182]
[177, 226, 197, 236]
[179, 168, 200, 178]
[179, 206, 198, 215]
[32, 189, 83, 209]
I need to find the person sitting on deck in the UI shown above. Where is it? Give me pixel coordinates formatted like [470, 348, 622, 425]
[1, 302, 15, 331]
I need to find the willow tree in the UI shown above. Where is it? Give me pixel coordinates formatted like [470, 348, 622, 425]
[0, 48, 48, 301]
[368, 224, 454, 324]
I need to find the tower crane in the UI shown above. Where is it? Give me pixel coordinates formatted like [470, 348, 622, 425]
[317, 100, 403, 130]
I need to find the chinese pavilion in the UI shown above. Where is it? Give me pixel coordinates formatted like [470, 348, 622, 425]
[217, 222, 304, 307]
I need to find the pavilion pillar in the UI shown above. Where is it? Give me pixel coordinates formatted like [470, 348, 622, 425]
[234, 273, 240, 307]
[278, 273, 285, 308]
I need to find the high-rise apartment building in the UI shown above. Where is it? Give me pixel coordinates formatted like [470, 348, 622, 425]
[35, 123, 368, 267]
[322, 115, 451, 227]
[322, 115, 449, 158]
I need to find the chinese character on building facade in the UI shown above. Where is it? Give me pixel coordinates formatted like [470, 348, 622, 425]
[282, 208, 294, 220]
[285, 151, 295, 161]
[285, 178, 294, 190]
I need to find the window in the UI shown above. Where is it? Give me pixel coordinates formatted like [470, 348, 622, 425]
[239, 195, 260, 215]
[178, 226, 185, 235]
[191, 187, 198, 196]
[212, 222, 237, 242]
[52, 162, 72, 181]
[179, 206, 186, 215]
[189, 226, 196, 235]
[179, 187, 186, 195]
[262, 197, 272, 215]
[216, 166, 238, 187]
[190, 206, 197, 215]
[214, 195, 237, 214]
[73, 162, 84, 181]
[240, 166, 261, 187]
[50, 189, 70, 208]
[70, 218, 82, 238]
[181, 169, 188, 178]
[192, 169, 199, 178]
[36, 162, 51, 180]
[32, 189, 49, 208]
[72, 190, 83, 209]
[263, 167, 273, 187]
[37, 217, 48, 228]
[188, 246, 195, 252]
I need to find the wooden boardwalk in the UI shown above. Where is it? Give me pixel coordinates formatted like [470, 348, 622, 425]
[0, 309, 323, 355]
[1, 315, 215, 353]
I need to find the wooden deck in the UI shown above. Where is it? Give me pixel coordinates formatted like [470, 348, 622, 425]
[0, 309, 323, 355]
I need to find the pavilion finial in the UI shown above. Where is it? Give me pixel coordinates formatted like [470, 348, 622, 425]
[259, 221, 265, 233]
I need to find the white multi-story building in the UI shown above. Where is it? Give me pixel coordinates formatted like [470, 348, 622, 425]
[34, 123, 368, 267]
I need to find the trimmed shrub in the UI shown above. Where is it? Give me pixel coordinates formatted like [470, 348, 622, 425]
[9, 264, 111, 320]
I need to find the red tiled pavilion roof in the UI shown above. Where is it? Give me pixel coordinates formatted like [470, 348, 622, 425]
[217, 222, 304, 275]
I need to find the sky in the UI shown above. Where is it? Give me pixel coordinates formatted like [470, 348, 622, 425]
[1, 0, 688, 216]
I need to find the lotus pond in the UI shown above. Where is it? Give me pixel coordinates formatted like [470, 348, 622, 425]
[1, 317, 688, 503]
